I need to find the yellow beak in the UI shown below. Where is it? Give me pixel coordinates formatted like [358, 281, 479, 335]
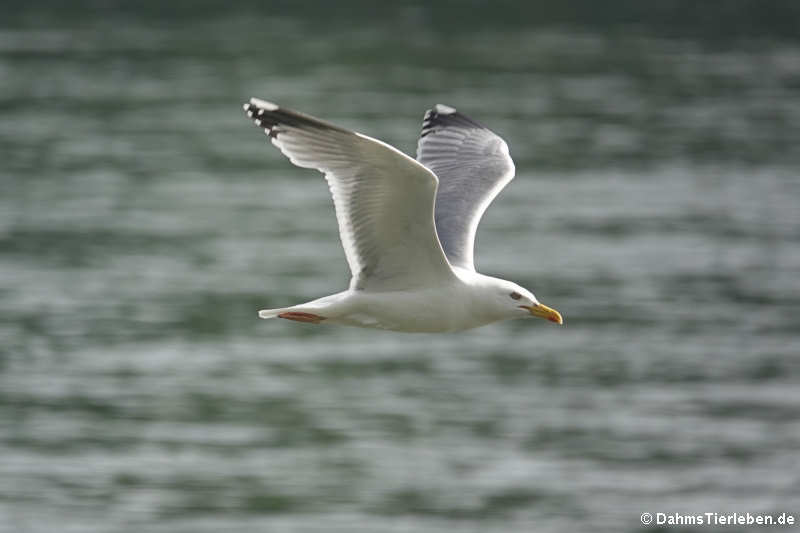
[521, 303, 563, 325]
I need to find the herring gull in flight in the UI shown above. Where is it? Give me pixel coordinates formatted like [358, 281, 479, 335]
[243, 98, 562, 332]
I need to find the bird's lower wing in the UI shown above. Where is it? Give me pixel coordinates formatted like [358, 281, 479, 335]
[244, 98, 456, 291]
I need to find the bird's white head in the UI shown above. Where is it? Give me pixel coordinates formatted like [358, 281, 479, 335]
[488, 279, 563, 325]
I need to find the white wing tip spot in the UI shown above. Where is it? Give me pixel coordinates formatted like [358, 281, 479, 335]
[435, 104, 456, 114]
[250, 97, 279, 111]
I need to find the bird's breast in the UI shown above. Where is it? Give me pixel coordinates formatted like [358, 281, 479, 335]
[327, 286, 491, 333]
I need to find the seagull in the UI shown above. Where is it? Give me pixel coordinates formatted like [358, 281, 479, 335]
[243, 98, 562, 332]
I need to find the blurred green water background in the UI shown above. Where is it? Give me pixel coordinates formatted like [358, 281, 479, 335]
[2, 1, 800, 532]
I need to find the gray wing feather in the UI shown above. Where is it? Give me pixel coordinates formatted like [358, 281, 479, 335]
[244, 98, 456, 291]
[416, 105, 515, 271]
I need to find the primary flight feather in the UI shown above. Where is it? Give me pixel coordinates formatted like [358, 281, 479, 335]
[243, 98, 562, 332]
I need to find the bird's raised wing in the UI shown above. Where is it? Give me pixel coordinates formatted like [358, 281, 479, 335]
[416, 105, 515, 271]
[244, 98, 456, 291]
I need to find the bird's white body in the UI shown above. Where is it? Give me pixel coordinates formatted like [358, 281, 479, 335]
[260, 268, 528, 333]
[243, 98, 562, 332]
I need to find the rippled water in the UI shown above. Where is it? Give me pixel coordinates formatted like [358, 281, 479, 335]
[2, 2, 800, 532]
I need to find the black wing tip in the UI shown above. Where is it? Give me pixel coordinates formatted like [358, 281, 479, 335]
[420, 103, 486, 137]
[243, 98, 352, 138]
[243, 98, 283, 138]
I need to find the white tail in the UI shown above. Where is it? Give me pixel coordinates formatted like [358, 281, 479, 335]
[258, 307, 288, 319]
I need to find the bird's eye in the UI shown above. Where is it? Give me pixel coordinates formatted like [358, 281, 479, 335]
[509, 292, 522, 300]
